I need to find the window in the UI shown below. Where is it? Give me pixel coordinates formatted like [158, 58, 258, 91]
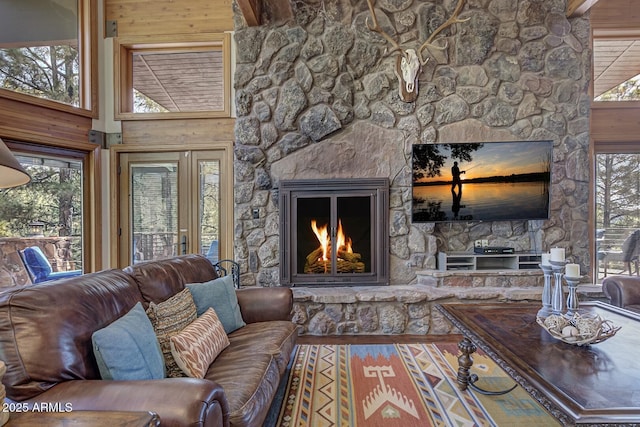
[114, 34, 231, 119]
[0, 149, 85, 284]
[594, 150, 640, 280]
[0, 0, 94, 114]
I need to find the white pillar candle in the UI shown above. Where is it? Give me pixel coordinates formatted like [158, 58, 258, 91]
[541, 253, 551, 266]
[550, 247, 565, 262]
[566, 263, 580, 277]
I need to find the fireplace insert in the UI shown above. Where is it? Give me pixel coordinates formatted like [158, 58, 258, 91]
[279, 178, 389, 286]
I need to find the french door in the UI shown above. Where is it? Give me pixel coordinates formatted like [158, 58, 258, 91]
[115, 148, 231, 268]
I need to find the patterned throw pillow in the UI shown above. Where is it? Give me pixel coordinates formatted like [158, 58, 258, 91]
[170, 308, 230, 378]
[146, 288, 197, 378]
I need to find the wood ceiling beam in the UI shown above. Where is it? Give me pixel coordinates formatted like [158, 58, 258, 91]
[567, 0, 601, 17]
[237, 0, 262, 27]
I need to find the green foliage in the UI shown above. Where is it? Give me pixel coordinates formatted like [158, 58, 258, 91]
[0, 45, 79, 106]
[0, 161, 82, 238]
[596, 154, 640, 228]
[412, 143, 483, 181]
[595, 75, 640, 102]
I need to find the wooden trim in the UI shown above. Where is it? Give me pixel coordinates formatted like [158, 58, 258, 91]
[113, 33, 231, 120]
[567, 0, 601, 17]
[236, 0, 261, 26]
[0, 98, 93, 148]
[4, 140, 103, 274]
[121, 118, 235, 145]
[84, 145, 102, 272]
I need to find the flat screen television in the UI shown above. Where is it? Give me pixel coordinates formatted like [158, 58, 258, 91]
[412, 141, 552, 222]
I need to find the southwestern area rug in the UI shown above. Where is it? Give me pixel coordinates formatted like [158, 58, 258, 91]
[265, 343, 560, 427]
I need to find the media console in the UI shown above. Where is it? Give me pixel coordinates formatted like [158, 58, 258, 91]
[437, 252, 542, 272]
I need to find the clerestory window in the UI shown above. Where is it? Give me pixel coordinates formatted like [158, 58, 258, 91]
[0, 0, 94, 114]
[114, 34, 231, 119]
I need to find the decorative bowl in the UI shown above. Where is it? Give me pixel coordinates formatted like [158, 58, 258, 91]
[536, 313, 621, 346]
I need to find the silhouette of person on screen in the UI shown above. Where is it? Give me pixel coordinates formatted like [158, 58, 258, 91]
[451, 161, 465, 192]
[451, 187, 464, 219]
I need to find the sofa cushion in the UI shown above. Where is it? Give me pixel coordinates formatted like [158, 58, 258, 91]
[124, 254, 218, 306]
[205, 320, 298, 426]
[92, 302, 165, 380]
[187, 275, 246, 333]
[170, 308, 229, 378]
[146, 288, 197, 378]
[0, 269, 144, 401]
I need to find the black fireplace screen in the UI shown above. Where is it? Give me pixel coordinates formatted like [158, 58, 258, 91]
[279, 179, 389, 286]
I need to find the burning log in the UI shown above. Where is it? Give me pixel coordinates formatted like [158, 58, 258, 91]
[304, 246, 365, 274]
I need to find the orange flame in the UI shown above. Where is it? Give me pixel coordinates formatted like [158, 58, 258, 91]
[311, 219, 353, 261]
[311, 220, 330, 261]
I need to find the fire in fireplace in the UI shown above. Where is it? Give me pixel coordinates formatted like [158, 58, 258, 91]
[305, 218, 365, 274]
[279, 178, 389, 286]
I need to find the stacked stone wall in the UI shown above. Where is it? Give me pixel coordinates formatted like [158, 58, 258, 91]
[232, 0, 591, 288]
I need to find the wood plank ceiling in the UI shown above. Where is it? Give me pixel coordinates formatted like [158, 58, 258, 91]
[132, 50, 224, 112]
[593, 39, 640, 97]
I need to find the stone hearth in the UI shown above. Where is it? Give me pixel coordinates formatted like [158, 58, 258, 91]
[293, 270, 545, 335]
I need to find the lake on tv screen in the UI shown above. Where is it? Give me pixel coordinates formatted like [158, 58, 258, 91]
[412, 182, 549, 222]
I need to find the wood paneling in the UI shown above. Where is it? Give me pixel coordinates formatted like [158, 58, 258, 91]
[591, 103, 640, 143]
[591, 0, 640, 35]
[593, 40, 640, 96]
[105, 0, 234, 36]
[0, 97, 92, 148]
[121, 118, 235, 145]
[567, 0, 600, 17]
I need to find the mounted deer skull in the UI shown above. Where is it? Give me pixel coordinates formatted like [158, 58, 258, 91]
[365, 0, 468, 102]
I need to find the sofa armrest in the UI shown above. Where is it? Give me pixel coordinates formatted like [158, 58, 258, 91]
[24, 378, 229, 427]
[602, 275, 640, 308]
[236, 287, 293, 323]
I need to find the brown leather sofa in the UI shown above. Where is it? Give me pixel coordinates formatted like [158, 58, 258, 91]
[602, 275, 640, 313]
[0, 254, 298, 427]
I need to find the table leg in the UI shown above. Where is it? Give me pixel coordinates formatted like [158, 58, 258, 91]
[456, 337, 518, 396]
[456, 337, 476, 391]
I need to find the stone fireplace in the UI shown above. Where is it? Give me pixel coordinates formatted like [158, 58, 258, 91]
[231, 0, 593, 334]
[279, 178, 389, 286]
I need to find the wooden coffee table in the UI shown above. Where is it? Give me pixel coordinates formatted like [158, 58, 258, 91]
[437, 301, 640, 426]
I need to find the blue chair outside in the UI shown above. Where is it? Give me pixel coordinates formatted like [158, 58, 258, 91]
[20, 246, 82, 283]
[206, 240, 219, 264]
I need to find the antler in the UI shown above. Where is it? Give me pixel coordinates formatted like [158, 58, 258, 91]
[365, 0, 402, 56]
[417, 0, 469, 65]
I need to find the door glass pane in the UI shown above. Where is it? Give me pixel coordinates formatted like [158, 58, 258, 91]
[296, 197, 332, 275]
[199, 160, 220, 264]
[130, 163, 178, 263]
[337, 196, 371, 274]
[595, 153, 640, 281]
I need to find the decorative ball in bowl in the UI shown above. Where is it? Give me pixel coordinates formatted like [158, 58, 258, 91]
[536, 313, 621, 346]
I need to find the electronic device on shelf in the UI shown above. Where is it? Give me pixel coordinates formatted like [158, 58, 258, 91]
[473, 246, 515, 254]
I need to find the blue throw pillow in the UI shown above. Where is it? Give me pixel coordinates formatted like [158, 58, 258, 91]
[187, 275, 246, 334]
[92, 302, 165, 380]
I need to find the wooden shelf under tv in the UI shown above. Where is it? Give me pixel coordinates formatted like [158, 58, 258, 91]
[437, 252, 542, 271]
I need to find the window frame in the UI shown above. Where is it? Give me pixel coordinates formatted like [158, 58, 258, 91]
[0, 0, 97, 118]
[4, 139, 102, 273]
[113, 33, 231, 120]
